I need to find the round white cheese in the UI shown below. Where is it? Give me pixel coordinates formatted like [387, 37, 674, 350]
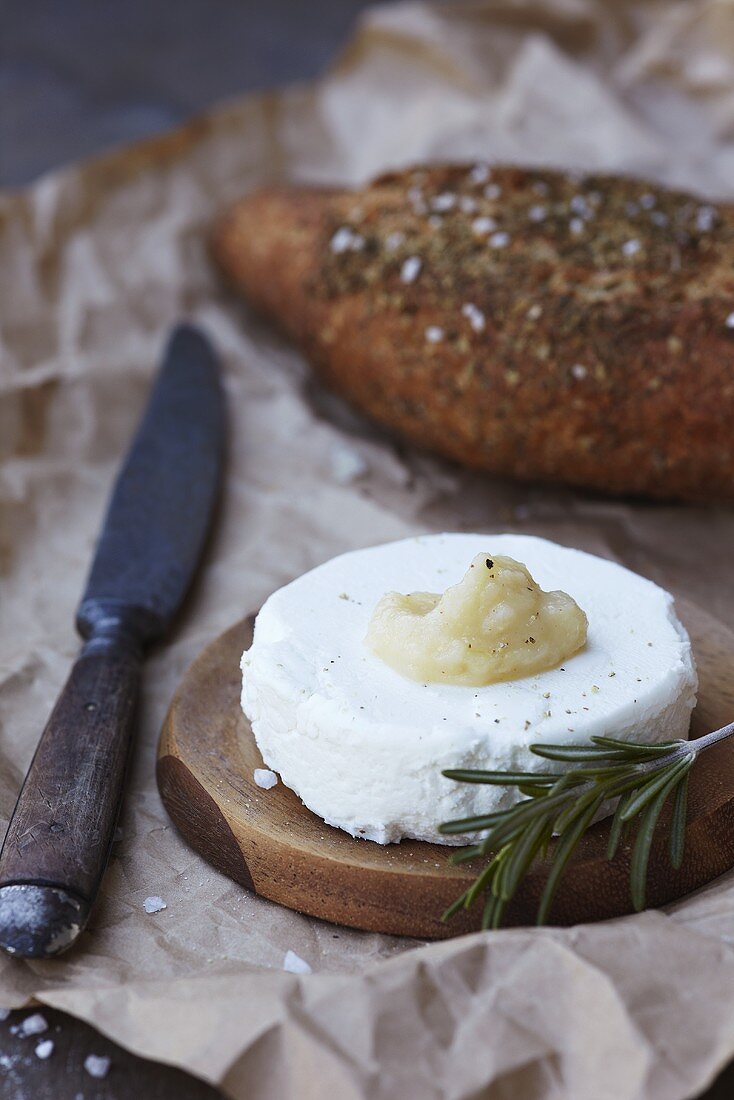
[241, 534, 697, 845]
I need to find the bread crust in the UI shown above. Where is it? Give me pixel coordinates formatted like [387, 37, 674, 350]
[212, 164, 734, 502]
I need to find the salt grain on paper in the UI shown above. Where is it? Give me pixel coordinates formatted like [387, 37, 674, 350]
[329, 444, 368, 484]
[253, 768, 279, 789]
[35, 1040, 54, 1060]
[84, 1054, 111, 1079]
[17, 1014, 48, 1038]
[400, 256, 421, 283]
[143, 896, 167, 914]
[425, 326, 444, 344]
[283, 950, 312, 975]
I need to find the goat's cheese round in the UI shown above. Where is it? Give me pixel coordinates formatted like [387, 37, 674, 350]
[241, 534, 697, 844]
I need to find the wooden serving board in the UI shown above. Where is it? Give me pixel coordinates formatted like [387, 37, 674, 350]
[157, 601, 734, 939]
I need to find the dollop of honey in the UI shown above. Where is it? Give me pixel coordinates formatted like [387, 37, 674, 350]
[366, 553, 588, 686]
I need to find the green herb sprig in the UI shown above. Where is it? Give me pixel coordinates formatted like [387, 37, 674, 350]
[439, 722, 734, 930]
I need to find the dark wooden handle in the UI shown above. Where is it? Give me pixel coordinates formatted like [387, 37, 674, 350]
[0, 638, 140, 956]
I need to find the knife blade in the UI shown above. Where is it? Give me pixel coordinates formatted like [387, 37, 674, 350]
[0, 323, 225, 958]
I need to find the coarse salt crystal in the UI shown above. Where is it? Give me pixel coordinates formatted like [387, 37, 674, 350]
[462, 303, 486, 333]
[330, 227, 352, 254]
[17, 1014, 48, 1037]
[569, 218, 585, 236]
[428, 215, 442, 229]
[84, 1054, 111, 1079]
[696, 205, 716, 232]
[459, 195, 477, 213]
[726, 312, 734, 329]
[471, 216, 497, 235]
[329, 444, 368, 484]
[143, 896, 166, 914]
[570, 195, 589, 216]
[469, 163, 490, 185]
[625, 202, 640, 217]
[650, 211, 668, 227]
[431, 192, 456, 212]
[385, 231, 405, 251]
[400, 256, 422, 283]
[533, 180, 549, 196]
[640, 192, 656, 210]
[283, 950, 312, 975]
[254, 768, 279, 789]
[488, 231, 509, 248]
[571, 364, 588, 380]
[527, 304, 543, 321]
[528, 205, 547, 222]
[0, 1008, 9, 1020]
[407, 186, 423, 204]
[484, 183, 502, 200]
[425, 326, 444, 344]
[329, 227, 363, 254]
[622, 238, 641, 257]
[35, 1040, 54, 1060]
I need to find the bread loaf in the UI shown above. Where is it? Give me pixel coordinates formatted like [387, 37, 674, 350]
[213, 164, 734, 502]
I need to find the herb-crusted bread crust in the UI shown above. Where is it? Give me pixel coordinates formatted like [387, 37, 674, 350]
[213, 164, 734, 501]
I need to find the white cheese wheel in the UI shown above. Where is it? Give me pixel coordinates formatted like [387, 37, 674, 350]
[241, 534, 697, 844]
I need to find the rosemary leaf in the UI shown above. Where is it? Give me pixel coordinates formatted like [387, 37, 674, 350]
[500, 815, 552, 901]
[607, 789, 636, 859]
[630, 759, 692, 910]
[438, 811, 507, 835]
[621, 753, 693, 821]
[441, 890, 470, 923]
[439, 722, 729, 930]
[441, 768, 559, 786]
[590, 735, 681, 756]
[466, 848, 506, 908]
[537, 794, 605, 924]
[449, 844, 484, 864]
[529, 743, 635, 762]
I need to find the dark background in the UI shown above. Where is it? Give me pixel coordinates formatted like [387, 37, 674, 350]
[1, 0, 375, 187]
[1, 2, 734, 1097]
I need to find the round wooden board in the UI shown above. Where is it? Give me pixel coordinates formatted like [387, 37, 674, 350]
[157, 600, 734, 939]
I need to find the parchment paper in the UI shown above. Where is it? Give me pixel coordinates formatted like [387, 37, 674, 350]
[2, 2, 734, 1097]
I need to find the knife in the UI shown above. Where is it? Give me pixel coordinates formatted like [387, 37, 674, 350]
[0, 324, 225, 959]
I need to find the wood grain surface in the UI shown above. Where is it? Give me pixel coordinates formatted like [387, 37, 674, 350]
[157, 600, 734, 938]
[0, 1007, 222, 1100]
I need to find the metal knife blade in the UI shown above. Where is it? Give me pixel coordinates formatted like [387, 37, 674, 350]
[0, 323, 225, 958]
[78, 323, 226, 640]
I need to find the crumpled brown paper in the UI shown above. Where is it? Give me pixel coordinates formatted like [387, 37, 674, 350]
[2, 1, 734, 1097]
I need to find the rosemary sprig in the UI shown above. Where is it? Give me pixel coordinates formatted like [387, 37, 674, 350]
[439, 722, 734, 929]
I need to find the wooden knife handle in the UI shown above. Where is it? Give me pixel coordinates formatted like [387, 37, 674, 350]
[0, 620, 142, 958]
